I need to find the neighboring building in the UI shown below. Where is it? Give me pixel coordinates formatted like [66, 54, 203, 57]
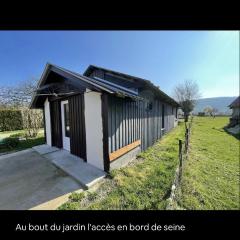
[228, 96, 240, 127]
[30, 63, 179, 172]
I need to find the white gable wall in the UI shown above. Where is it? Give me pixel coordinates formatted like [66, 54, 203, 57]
[44, 98, 52, 146]
[84, 89, 104, 170]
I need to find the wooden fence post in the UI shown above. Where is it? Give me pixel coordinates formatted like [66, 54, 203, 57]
[178, 119, 193, 182]
[178, 140, 182, 179]
[188, 125, 190, 140]
[185, 128, 189, 153]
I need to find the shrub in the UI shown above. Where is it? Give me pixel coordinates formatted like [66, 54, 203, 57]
[4, 137, 20, 149]
[10, 133, 24, 138]
[0, 107, 43, 134]
[21, 107, 43, 138]
[0, 109, 23, 131]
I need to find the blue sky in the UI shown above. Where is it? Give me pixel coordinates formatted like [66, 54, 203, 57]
[0, 31, 239, 98]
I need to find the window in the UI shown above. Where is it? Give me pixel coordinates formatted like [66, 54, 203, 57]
[172, 106, 174, 115]
[147, 102, 153, 111]
[64, 103, 70, 137]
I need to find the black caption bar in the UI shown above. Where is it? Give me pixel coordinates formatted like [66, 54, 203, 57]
[0, 210, 239, 236]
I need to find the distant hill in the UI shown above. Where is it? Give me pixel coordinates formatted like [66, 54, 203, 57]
[193, 97, 237, 115]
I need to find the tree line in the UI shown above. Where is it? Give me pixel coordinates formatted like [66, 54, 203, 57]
[0, 78, 43, 137]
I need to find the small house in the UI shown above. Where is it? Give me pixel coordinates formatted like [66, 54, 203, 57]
[30, 63, 179, 172]
[228, 96, 240, 127]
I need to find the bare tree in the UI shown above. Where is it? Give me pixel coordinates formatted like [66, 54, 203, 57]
[212, 107, 218, 117]
[0, 78, 43, 136]
[15, 77, 38, 107]
[204, 106, 218, 118]
[174, 80, 201, 122]
[0, 77, 38, 108]
[17, 78, 43, 138]
[204, 106, 213, 116]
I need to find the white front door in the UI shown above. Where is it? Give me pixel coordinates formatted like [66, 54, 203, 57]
[61, 100, 70, 151]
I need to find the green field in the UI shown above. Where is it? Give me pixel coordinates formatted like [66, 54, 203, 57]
[178, 117, 239, 210]
[0, 129, 44, 154]
[60, 122, 185, 210]
[60, 116, 239, 210]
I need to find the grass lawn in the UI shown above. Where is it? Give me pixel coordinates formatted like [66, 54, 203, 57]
[178, 117, 239, 210]
[59, 122, 185, 210]
[0, 129, 26, 140]
[0, 129, 45, 154]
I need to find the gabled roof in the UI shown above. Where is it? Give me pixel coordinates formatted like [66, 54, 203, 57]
[31, 63, 180, 109]
[84, 65, 179, 106]
[229, 96, 240, 108]
[30, 63, 141, 108]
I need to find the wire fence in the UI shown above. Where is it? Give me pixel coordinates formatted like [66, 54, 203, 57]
[178, 116, 193, 182]
[166, 116, 193, 209]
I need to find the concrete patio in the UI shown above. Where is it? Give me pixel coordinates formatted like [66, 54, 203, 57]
[0, 149, 83, 210]
[33, 144, 106, 189]
[0, 144, 106, 210]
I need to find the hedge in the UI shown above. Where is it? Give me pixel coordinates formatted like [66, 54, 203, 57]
[0, 109, 23, 131]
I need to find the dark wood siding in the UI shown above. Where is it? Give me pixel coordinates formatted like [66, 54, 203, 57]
[108, 95, 141, 153]
[87, 68, 177, 156]
[69, 94, 86, 160]
[140, 100, 175, 151]
[138, 100, 176, 151]
[107, 96, 176, 154]
[49, 96, 175, 165]
[50, 100, 62, 148]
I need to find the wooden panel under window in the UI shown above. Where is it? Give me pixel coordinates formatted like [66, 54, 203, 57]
[69, 94, 86, 161]
[109, 140, 141, 162]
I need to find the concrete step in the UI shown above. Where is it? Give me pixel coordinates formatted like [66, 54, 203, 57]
[33, 144, 59, 155]
[33, 145, 106, 189]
